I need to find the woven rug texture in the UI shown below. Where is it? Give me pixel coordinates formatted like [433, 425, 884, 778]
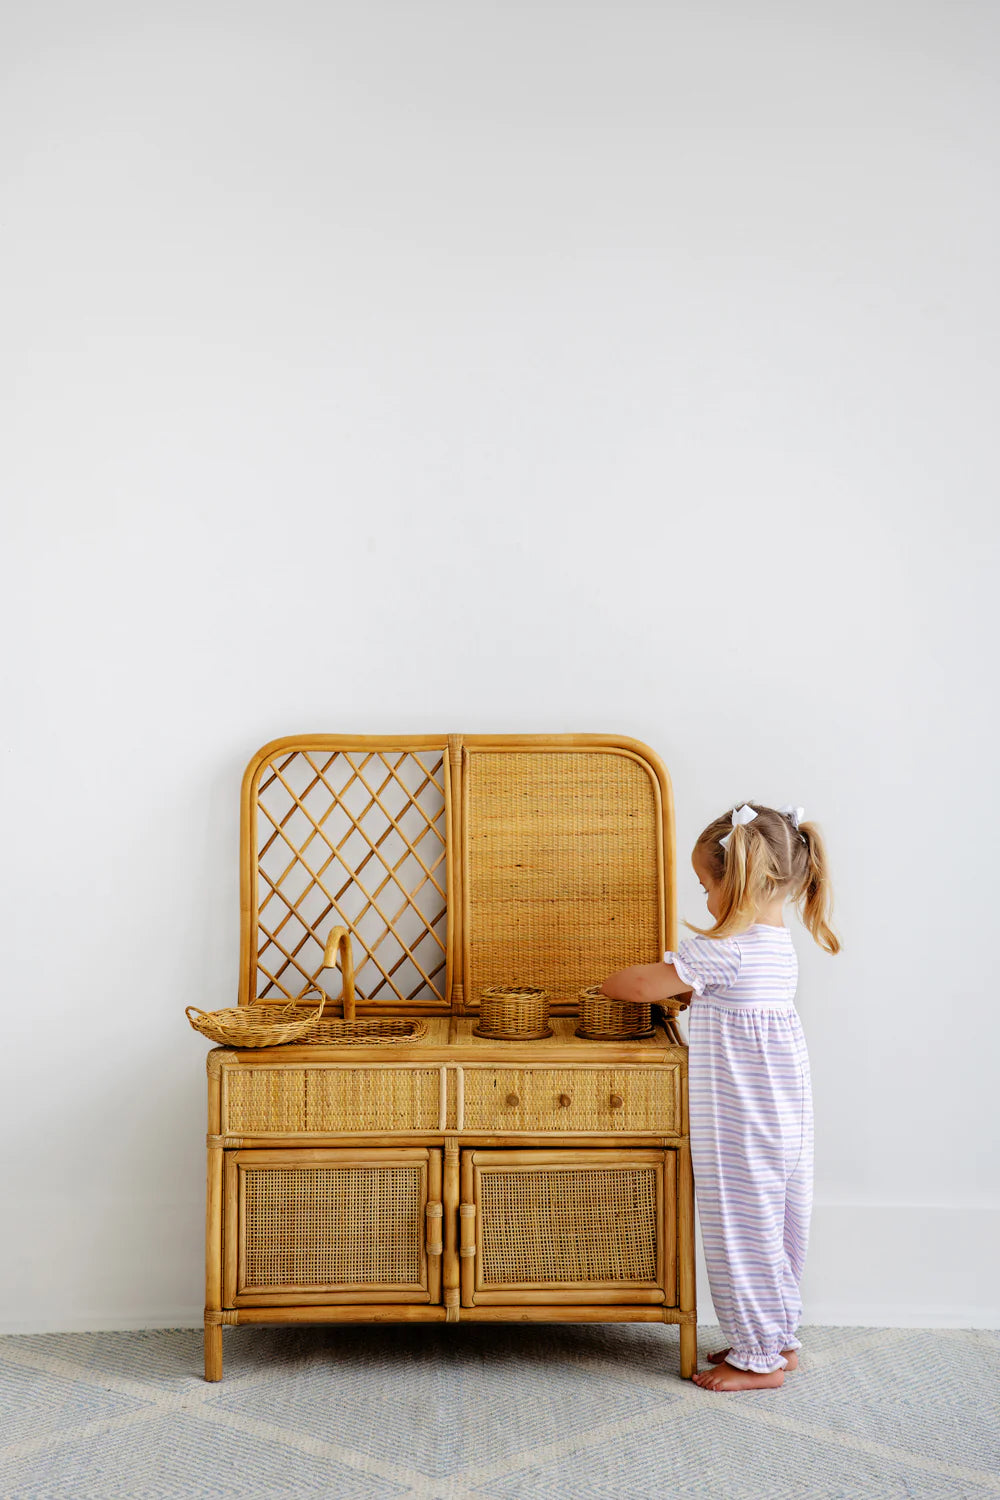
[0, 1323, 997, 1499]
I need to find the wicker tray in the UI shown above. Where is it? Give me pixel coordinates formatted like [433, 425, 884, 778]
[187, 999, 428, 1048]
[185, 998, 326, 1049]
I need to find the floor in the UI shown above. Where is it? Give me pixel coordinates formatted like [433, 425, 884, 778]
[1, 1323, 997, 1498]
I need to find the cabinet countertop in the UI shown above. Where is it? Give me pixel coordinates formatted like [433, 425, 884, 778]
[209, 1014, 688, 1069]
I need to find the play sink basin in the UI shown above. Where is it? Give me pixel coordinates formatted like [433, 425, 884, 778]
[294, 1015, 428, 1045]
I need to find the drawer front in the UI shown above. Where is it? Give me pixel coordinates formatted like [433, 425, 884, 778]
[223, 1066, 443, 1134]
[460, 1066, 679, 1134]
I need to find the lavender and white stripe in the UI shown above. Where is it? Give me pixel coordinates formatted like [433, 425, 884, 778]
[666, 926, 814, 1374]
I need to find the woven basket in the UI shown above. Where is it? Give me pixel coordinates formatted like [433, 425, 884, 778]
[185, 996, 326, 1049]
[576, 985, 654, 1040]
[473, 986, 551, 1040]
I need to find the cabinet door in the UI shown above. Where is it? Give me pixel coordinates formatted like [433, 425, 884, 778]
[460, 1149, 675, 1306]
[224, 1148, 443, 1306]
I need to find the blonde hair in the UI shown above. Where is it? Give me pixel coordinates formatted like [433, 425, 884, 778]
[686, 803, 841, 955]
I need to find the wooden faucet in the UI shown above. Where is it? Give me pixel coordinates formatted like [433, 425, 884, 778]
[321, 926, 356, 1022]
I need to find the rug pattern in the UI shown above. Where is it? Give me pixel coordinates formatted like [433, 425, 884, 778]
[0, 1324, 997, 1498]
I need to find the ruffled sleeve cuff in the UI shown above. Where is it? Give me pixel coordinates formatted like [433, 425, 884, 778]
[664, 948, 703, 995]
[662, 935, 741, 997]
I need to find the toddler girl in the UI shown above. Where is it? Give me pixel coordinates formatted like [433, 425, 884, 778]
[600, 801, 839, 1392]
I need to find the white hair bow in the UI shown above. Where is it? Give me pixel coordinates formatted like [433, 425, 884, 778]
[779, 804, 807, 843]
[719, 803, 757, 850]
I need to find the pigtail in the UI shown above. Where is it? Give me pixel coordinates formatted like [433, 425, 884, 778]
[685, 801, 841, 952]
[796, 821, 840, 955]
[686, 818, 781, 939]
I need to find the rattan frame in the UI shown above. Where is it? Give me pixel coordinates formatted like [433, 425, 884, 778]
[238, 734, 676, 1015]
[204, 733, 693, 1385]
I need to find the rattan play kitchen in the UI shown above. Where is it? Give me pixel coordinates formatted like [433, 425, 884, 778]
[196, 733, 696, 1381]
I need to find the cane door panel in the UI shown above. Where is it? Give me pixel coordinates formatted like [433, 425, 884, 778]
[460, 1150, 675, 1307]
[224, 1148, 443, 1306]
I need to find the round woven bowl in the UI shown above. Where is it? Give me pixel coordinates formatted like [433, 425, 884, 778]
[575, 985, 654, 1040]
[473, 986, 551, 1040]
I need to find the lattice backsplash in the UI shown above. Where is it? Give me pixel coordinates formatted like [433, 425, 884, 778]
[250, 746, 448, 1006]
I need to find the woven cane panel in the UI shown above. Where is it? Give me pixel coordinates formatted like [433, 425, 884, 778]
[478, 1166, 658, 1285]
[225, 1068, 442, 1133]
[242, 1166, 423, 1288]
[465, 751, 661, 1004]
[461, 1068, 678, 1133]
[253, 748, 447, 1004]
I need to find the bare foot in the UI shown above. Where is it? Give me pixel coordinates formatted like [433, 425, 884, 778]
[692, 1360, 784, 1391]
[708, 1346, 798, 1370]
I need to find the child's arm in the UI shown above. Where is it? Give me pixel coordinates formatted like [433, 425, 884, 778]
[601, 962, 693, 1006]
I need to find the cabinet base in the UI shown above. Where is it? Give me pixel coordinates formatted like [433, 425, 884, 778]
[203, 1306, 698, 1382]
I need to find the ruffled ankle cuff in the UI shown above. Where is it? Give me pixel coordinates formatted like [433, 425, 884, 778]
[725, 1345, 788, 1374]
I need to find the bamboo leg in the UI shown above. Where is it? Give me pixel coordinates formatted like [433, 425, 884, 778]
[205, 1142, 224, 1380]
[205, 1062, 224, 1381]
[677, 1138, 697, 1379]
[679, 1321, 696, 1379]
[204, 1320, 223, 1383]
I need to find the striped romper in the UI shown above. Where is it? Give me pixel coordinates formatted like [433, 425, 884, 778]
[665, 924, 813, 1374]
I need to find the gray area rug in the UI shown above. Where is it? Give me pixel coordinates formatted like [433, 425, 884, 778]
[0, 1324, 996, 1498]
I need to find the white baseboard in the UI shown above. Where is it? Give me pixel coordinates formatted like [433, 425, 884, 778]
[0, 1314, 205, 1335]
[695, 1202, 1000, 1331]
[2, 1203, 997, 1335]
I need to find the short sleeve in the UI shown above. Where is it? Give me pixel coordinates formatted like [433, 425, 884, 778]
[663, 935, 741, 997]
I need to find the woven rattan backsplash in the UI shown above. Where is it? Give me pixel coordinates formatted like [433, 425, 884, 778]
[239, 734, 676, 1013]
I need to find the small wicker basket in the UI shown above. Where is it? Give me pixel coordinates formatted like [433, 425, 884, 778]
[576, 985, 654, 1040]
[185, 996, 326, 1049]
[473, 985, 551, 1040]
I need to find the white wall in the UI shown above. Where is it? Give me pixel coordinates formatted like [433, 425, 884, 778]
[2, 0, 997, 1332]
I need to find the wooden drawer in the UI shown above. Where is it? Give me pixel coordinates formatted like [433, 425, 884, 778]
[459, 1066, 680, 1134]
[222, 1065, 446, 1135]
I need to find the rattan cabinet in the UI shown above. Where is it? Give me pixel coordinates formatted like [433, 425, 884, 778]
[202, 735, 696, 1380]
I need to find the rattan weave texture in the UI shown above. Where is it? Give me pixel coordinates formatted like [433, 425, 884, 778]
[243, 1165, 424, 1287]
[460, 1066, 679, 1134]
[478, 1165, 658, 1284]
[473, 986, 551, 1040]
[186, 999, 326, 1048]
[576, 986, 654, 1040]
[224, 1067, 443, 1134]
[464, 750, 662, 1005]
[293, 1014, 428, 1045]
